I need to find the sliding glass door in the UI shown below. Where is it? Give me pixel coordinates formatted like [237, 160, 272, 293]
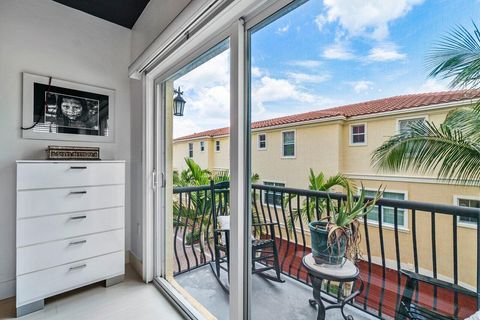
[154, 38, 232, 319]
[149, 2, 311, 319]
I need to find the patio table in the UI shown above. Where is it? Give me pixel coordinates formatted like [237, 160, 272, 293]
[302, 253, 364, 320]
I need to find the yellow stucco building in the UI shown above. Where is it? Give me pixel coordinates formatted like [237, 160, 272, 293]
[173, 91, 480, 289]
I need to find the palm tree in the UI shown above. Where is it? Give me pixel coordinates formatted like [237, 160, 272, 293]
[174, 157, 212, 187]
[287, 170, 351, 231]
[372, 22, 480, 186]
[173, 158, 216, 248]
[173, 158, 260, 245]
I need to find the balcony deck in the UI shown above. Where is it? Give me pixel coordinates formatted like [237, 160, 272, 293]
[173, 183, 480, 319]
[175, 264, 377, 320]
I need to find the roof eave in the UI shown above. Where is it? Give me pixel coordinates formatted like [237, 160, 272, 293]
[348, 98, 480, 121]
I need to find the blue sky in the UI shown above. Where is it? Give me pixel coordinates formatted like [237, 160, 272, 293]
[173, 0, 480, 137]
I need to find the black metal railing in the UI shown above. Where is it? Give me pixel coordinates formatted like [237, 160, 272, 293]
[172, 183, 229, 275]
[172, 182, 480, 319]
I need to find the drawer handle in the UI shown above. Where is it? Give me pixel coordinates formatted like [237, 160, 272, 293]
[70, 166, 87, 169]
[69, 191, 87, 195]
[69, 264, 87, 271]
[70, 215, 87, 220]
[69, 239, 87, 246]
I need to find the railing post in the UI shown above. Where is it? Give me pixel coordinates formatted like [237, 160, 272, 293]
[210, 180, 216, 230]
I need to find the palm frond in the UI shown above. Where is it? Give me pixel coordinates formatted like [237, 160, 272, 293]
[427, 22, 480, 89]
[443, 104, 480, 142]
[285, 170, 353, 233]
[372, 121, 480, 186]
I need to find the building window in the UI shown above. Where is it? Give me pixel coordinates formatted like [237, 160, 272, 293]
[258, 134, 266, 150]
[200, 141, 205, 152]
[282, 131, 295, 157]
[365, 190, 407, 228]
[263, 181, 285, 207]
[398, 117, 426, 134]
[188, 143, 193, 158]
[350, 124, 366, 145]
[215, 140, 220, 152]
[456, 197, 479, 226]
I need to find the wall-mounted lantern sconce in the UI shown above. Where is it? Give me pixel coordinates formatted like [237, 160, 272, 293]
[173, 87, 186, 116]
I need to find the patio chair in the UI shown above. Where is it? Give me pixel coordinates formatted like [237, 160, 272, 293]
[209, 180, 284, 292]
[396, 269, 477, 320]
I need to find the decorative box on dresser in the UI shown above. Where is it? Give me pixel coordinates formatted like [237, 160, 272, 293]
[16, 160, 126, 317]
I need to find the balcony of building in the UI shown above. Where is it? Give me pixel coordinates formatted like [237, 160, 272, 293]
[171, 183, 479, 319]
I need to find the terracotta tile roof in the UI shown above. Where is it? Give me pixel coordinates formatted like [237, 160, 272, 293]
[174, 90, 480, 141]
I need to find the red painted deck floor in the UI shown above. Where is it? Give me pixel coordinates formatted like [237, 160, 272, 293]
[273, 238, 477, 319]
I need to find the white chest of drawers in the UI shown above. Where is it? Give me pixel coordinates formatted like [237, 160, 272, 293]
[16, 160, 125, 317]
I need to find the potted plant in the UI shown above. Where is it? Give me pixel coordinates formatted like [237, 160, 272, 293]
[309, 183, 382, 266]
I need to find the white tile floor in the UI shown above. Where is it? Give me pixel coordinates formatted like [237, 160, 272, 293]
[0, 265, 184, 320]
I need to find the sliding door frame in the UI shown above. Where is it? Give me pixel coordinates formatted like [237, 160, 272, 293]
[140, 1, 299, 319]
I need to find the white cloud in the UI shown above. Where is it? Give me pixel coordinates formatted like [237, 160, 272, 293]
[173, 50, 230, 138]
[322, 42, 355, 60]
[251, 67, 263, 78]
[277, 24, 290, 33]
[366, 43, 406, 61]
[254, 76, 316, 103]
[402, 79, 449, 95]
[172, 51, 337, 137]
[288, 60, 323, 68]
[320, 0, 424, 40]
[419, 79, 448, 92]
[176, 50, 229, 90]
[315, 15, 327, 31]
[173, 118, 205, 139]
[349, 80, 374, 93]
[286, 72, 330, 83]
[189, 85, 230, 117]
[251, 76, 336, 120]
[173, 51, 332, 137]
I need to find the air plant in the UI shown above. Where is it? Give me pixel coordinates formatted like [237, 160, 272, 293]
[324, 183, 383, 261]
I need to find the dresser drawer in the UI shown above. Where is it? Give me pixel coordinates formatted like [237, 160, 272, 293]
[17, 185, 125, 218]
[17, 207, 124, 247]
[17, 162, 125, 190]
[16, 251, 124, 307]
[17, 229, 124, 275]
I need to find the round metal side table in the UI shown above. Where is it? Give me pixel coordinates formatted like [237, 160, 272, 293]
[302, 253, 364, 320]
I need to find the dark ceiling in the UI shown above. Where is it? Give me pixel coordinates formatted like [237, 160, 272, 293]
[52, 0, 150, 29]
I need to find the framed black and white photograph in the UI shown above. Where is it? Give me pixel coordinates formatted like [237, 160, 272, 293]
[22, 72, 115, 142]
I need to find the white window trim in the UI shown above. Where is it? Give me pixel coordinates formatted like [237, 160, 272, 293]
[213, 167, 230, 175]
[262, 180, 286, 208]
[454, 195, 480, 229]
[257, 133, 267, 150]
[215, 140, 221, 152]
[200, 140, 205, 152]
[362, 188, 409, 231]
[281, 129, 296, 159]
[349, 123, 367, 146]
[396, 115, 428, 134]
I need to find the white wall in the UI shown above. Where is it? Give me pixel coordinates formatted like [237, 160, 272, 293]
[129, 0, 195, 262]
[0, 0, 132, 299]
